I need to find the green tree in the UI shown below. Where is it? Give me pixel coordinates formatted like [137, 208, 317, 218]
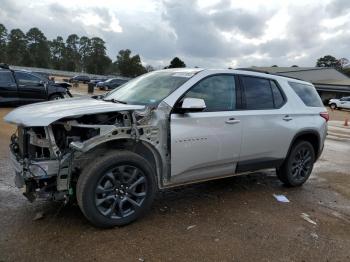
[115, 49, 146, 77]
[63, 34, 80, 71]
[49, 36, 65, 69]
[338, 58, 349, 69]
[145, 65, 154, 72]
[342, 67, 350, 77]
[84, 37, 111, 74]
[6, 29, 28, 66]
[26, 27, 50, 68]
[78, 36, 91, 72]
[316, 55, 340, 68]
[166, 57, 186, 68]
[291, 65, 298, 67]
[0, 24, 7, 63]
[271, 65, 278, 67]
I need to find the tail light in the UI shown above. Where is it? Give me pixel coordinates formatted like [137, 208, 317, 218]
[320, 112, 329, 122]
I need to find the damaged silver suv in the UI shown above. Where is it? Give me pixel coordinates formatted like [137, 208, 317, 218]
[4, 68, 328, 228]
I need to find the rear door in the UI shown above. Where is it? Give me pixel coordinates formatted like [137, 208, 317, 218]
[0, 70, 18, 103]
[15, 71, 47, 102]
[236, 75, 295, 171]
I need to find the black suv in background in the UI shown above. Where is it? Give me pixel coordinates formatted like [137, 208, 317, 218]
[0, 64, 72, 105]
[69, 75, 90, 84]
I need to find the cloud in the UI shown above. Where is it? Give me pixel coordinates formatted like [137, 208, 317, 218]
[0, 0, 350, 68]
[327, 0, 350, 17]
[209, 0, 272, 37]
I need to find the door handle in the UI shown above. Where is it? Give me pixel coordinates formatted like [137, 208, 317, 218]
[283, 115, 293, 121]
[225, 117, 240, 124]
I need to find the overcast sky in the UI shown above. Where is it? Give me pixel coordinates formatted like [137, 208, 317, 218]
[1, 0, 349, 68]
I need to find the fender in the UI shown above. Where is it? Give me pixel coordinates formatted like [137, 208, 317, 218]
[75, 137, 165, 188]
[47, 84, 72, 97]
[286, 129, 321, 160]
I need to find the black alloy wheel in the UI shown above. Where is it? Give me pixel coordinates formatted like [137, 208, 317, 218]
[277, 140, 315, 187]
[77, 151, 156, 228]
[95, 165, 147, 219]
[289, 146, 313, 184]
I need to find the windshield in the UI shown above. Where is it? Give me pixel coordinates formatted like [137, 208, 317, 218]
[104, 71, 193, 105]
[105, 78, 116, 83]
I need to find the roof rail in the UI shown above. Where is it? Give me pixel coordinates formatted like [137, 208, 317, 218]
[0, 63, 10, 70]
[235, 68, 271, 74]
[235, 67, 303, 81]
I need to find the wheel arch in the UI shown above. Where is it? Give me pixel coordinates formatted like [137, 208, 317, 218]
[76, 138, 163, 187]
[48, 92, 64, 100]
[287, 130, 321, 160]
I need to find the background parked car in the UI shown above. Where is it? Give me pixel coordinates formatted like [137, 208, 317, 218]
[0, 63, 72, 105]
[329, 97, 350, 109]
[97, 78, 129, 90]
[90, 77, 108, 86]
[69, 75, 90, 84]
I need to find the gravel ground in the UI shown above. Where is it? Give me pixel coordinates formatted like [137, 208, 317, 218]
[0, 107, 350, 262]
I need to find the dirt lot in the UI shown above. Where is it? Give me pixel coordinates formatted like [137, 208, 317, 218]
[328, 107, 350, 121]
[1, 106, 350, 262]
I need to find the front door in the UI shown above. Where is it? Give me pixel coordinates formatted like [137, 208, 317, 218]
[15, 71, 47, 102]
[170, 74, 242, 184]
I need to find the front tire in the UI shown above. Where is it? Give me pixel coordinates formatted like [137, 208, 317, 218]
[277, 141, 315, 187]
[77, 151, 156, 228]
[330, 103, 337, 110]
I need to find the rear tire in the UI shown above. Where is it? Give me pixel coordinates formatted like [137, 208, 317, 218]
[277, 140, 315, 187]
[76, 150, 157, 228]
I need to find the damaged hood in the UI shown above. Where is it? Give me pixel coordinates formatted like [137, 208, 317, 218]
[4, 97, 145, 126]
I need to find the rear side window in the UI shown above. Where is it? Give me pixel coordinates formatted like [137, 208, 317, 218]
[0, 71, 15, 84]
[288, 82, 323, 107]
[241, 76, 274, 109]
[270, 80, 285, 108]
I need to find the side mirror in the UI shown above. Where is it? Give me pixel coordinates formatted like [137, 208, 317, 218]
[179, 98, 206, 113]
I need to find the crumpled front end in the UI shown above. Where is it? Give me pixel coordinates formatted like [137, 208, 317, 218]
[7, 103, 169, 203]
[9, 125, 74, 202]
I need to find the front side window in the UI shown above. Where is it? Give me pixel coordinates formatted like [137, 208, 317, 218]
[0, 71, 15, 84]
[183, 75, 236, 112]
[288, 82, 323, 107]
[15, 72, 41, 85]
[241, 76, 274, 110]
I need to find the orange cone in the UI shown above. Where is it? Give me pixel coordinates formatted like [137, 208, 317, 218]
[345, 118, 349, 127]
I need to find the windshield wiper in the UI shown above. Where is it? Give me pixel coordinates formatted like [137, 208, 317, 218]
[103, 98, 127, 104]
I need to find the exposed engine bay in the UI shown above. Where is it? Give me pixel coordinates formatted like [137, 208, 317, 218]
[9, 103, 170, 202]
